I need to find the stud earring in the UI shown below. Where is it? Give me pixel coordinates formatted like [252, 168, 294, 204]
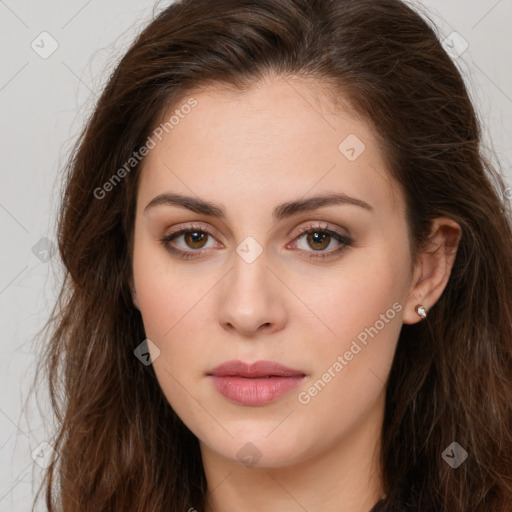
[415, 304, 428, 319]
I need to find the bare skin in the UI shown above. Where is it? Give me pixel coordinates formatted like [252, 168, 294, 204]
[130, 75, 461, 512]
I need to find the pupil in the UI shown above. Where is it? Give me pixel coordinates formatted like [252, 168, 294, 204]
[309, 231, 329, 250]
[187, 231, 206, 248]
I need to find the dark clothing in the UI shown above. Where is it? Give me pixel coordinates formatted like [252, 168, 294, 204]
[369, 498, 386, 511]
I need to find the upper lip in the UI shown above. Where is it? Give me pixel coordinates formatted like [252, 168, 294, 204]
[208, 360, 306, 378]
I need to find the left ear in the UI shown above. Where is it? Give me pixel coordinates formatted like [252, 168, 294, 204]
[403, 217, 462, 325]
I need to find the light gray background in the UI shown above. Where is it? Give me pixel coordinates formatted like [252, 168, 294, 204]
[0, 1, 511, 510]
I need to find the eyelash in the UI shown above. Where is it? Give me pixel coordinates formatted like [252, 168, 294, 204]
[159, 223, 353, 261]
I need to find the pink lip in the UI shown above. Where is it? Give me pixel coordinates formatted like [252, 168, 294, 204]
[207, 360, 306, 406]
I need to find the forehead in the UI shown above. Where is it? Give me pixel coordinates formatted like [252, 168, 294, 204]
[137, 77, 402, 219]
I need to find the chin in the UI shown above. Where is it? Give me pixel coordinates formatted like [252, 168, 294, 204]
[201, 430, 310, 469]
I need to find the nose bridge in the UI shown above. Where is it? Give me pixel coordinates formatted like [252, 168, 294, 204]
[230, 237, 273, 306]
[217, 235, 287, 335]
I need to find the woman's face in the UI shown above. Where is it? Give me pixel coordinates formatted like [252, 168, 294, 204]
[131, 77, 419, 469]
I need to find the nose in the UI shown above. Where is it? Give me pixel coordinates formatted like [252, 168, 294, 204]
[217, 249, 288, 337]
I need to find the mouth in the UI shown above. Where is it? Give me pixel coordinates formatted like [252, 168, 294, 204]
[207, 360, 307, 406]
[208, 359, 306, 378]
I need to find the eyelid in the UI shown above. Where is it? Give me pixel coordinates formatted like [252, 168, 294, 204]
[163, 220, 348, 241]
[160, 220, 352, 259]
[287, 222, 353, 259]
[289, 221, 349, 240]
[163, 222, 221, 241]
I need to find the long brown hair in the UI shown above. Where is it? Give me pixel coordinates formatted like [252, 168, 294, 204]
[31, 0, 512, 510]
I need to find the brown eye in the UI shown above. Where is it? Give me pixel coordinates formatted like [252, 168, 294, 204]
[183, 230, 208, 249]
[159, 225, 219, 259]
[306, 231, 331, 251]
[291, 224, 353, 260]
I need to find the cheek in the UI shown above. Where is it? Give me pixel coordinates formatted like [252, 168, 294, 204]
[132, 238, 199, 338]
[132, 245, 215, 398]
[298, 254, 406, 343]
[132, 255, 205, 415]
[294, 252, 407, 401]
[136, 277, 201, 351]
[295, 270, 403, 434]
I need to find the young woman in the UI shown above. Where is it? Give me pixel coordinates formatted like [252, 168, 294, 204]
[33, 0, 512, 510]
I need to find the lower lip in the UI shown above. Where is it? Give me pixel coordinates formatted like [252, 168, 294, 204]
[209, 375, 305, 406]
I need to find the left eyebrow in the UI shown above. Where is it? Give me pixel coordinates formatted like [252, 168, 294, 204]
[273, 192, 373, 219]
[143, 191, 374, 220]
